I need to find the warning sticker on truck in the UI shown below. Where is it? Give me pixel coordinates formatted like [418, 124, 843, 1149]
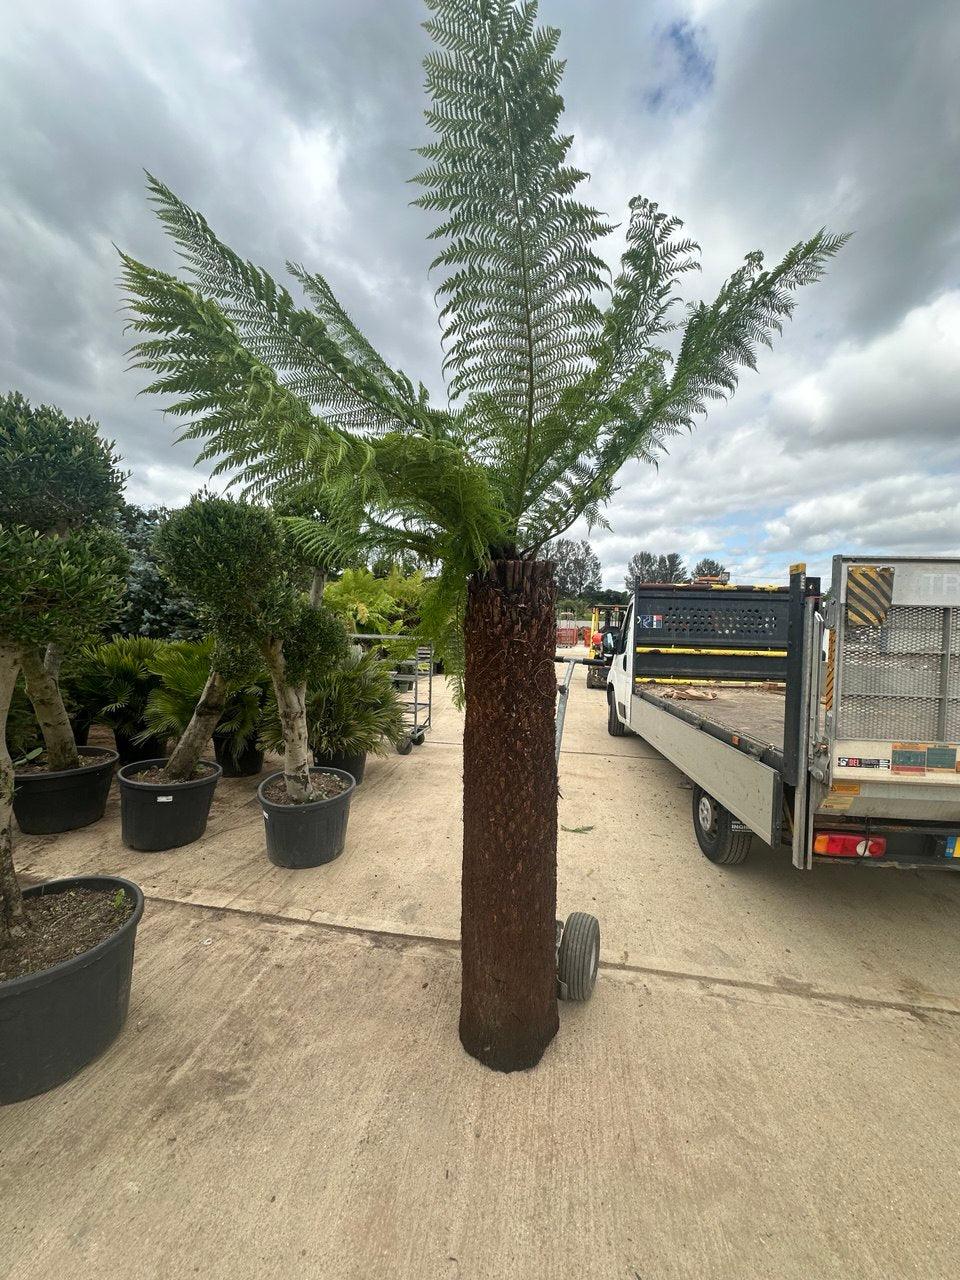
[837, 757, 890, 770]
[637, 614, 663, 630]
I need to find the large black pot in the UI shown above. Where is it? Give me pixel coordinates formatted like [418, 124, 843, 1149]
[112, 729, 168, 767]
[258, 767, 355, 869]
[118, 758, 221, 852]
[214, 734, 265, 778]
[0, 876, 144, 1105]
[312, 748, 367, 784]
[13, 746, 118, 835]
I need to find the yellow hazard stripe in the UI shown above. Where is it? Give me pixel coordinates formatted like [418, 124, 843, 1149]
[846, 565, 894, 627]
[636, 646, 787, 657]
[823, 629, 836, 709]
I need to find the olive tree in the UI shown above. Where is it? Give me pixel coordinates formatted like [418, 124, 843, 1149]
[0, 394, 128, 944]
[156, 495, 346, 798]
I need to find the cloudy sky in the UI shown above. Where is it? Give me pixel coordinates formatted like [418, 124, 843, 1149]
[1, 0, 958, 589]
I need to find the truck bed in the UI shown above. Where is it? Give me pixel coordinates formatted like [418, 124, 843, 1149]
[634, 685, 787, 771]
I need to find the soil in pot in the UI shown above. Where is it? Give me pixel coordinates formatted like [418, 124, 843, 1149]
[118, 757, 222, 852]
[258, 767, 355, 869]
[0, 877, 144, 1105]
[13, 746, 118, 835]
[0, 884, 134, 982]
[261, 771, 350, 805]
[214, 734, 265, 777]
[313, 748, 367, 784]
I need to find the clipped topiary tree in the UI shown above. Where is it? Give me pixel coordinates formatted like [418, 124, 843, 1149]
[0, 392, 128, 944]
[156, 494, 347, 799]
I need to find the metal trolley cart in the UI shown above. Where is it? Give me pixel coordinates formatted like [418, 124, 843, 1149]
[348, 633, 433, 755]
[553, 652, 604, 1001]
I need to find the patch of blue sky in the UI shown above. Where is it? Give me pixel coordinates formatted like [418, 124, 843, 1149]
[642, 20, 716, 113]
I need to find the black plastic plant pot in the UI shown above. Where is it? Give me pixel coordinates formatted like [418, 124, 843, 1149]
[118, 758, 221, 852]
[0, 876, 144, 1105]
[13, 746, 118, 836]
[113, 729, 168, 767]
[214, 734, 265, 778]
[258, 768, 356, 869]
[313, 748, 367, 784]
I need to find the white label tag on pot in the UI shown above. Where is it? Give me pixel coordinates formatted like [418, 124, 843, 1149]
[157, 795, 173, 803]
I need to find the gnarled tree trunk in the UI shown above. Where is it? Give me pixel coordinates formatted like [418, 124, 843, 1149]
[165, 669, 227, 781]
[460, 559, 559, 1072]
[19, 645, 78, 771]
[263, 641, 313, 802]
[1, 643, 26, 946]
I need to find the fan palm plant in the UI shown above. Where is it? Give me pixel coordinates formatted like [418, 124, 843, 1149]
[261, 646, 404, 765]
[140, 638, 268, 774]
[120, 0, 845, 1070]
[71, 636, 165, 764]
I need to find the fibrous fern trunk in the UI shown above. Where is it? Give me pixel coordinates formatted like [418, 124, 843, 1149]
[165, 669, 227, 781]
[0, 643, 26, 946]
[18, 646, 79, 772]
[460, 560, 559, 1071]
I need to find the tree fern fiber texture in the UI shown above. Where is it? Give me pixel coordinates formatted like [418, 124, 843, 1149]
[460, 560, 559, 1070]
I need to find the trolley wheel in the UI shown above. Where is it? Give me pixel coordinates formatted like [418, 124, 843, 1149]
[607, 691, 626, 737]
[396, 735, 414, 756]
[557, 911, 600, 1001]
[692, 786, 751, 865]
[411, 730, 426, 747]
[586, 666, 605, 690]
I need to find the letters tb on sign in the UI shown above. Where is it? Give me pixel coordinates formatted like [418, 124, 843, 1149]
[638, 614, 663, 630]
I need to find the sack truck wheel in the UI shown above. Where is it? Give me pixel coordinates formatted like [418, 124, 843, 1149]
[607, 691, 626, 737]
[692, 785, 751, 865]
[396, 735, 414, 756]
[411, 730, 425, 747]
[557, 911, 601, 1001]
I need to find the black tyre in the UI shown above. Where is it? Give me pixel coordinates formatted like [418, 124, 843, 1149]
[607, 692, 627, 737]
[692, 786, 751, 865]
[396, 736, 413, 756]
[557, 912, 600, 1001]
[411, 730, 426, 747]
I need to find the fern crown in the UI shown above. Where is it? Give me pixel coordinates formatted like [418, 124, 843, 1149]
[121, 0, 845, 655]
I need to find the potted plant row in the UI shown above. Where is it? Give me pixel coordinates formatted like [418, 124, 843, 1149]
[133, 495, 357, 867]
[1, 392, 144, 1104]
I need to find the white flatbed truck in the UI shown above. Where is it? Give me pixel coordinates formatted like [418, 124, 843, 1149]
[605, 556, 960, 869]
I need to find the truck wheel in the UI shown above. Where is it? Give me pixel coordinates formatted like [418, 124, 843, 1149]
[692, 786, 751, 865]
[607, 692, 626, 737]
[557, 912, 600, 1001]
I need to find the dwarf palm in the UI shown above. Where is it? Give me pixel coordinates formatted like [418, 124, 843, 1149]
[121, 0, 844, 1070]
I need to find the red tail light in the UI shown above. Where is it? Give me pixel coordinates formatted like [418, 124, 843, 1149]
[813, 831, 886, 858]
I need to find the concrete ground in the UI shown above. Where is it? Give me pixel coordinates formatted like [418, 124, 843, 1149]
[3, 668, 960, 1278]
